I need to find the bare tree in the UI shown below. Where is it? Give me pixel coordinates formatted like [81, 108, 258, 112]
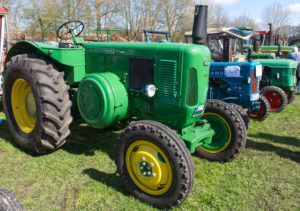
[23, 0, 60, 40]
[208, 3, 229, 28]
[0, 0, 24, 37]
[192, 0, 230, 28]
[231, 12, 258, 30]
[160, 0, 193, 41]
[60, 0, 86, 21]
[118, 0, 144, 41]
[261, 2, 290, 34]
[140, 0, 162, 31]
[90, 0, 119, 30]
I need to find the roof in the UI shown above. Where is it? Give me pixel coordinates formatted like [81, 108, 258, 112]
[184, 27, 257, 40]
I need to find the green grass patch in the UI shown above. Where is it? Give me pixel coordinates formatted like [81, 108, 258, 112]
[0, 96, 299, 210]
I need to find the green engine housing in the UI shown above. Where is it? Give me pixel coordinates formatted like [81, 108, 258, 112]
[254, 59, 298, 92]
[83, 42, 211, 130]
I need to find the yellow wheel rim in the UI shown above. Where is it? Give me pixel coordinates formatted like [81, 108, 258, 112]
[125, 140, 173, 195]
[11, 79, 37, 133]
[200, 112, 231, 153]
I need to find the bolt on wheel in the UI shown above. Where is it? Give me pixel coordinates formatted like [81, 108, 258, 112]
[126, 140, 172, 195]
[115, 120, 194, 208]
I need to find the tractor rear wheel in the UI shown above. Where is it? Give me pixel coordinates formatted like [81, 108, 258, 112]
[2, 54, 72, 154]
[115, 120, 194, 209]
[286, 91, 296, 104]
[196, 100, 247, 162]
[0, 188, 24, 211]
[261, 86, 287, 112]
[229, 103, 249, 130]
[247, 95, 270, 121]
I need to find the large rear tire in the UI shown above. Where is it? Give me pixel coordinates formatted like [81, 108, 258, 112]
[247, 95, 270, 121]
[0, 188, 24, 211]
[196, 100, 247, 162]
[261, 86, 287, 112]
[115, 120, 194, 209]
[2, 54, 72, 154]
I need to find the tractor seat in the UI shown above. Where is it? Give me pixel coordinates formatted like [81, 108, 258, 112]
[45, 40, 70, 48]
[58, 42, 70, 48]
[45, 40, 59, 47]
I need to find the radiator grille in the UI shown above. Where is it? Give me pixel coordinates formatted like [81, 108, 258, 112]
[158, 60, 177, 96]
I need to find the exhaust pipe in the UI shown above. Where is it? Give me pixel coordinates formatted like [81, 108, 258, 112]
[268, 23, 273, 46]
[253, 39, 260, 52]
[192, 5, 208, 45]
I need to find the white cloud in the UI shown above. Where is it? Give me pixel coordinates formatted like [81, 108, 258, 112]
[255, 18, 263, 24]
[286, 3, 300, 13]
[195, 0, 240, 6]
[212, 0, 240, 6]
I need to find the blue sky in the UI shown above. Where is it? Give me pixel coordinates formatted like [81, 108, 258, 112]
[205, 0, 300, 28]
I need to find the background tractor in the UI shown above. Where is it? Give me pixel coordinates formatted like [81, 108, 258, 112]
[187, 27, 298, 113]
[0, 5, 247, 208]
[242, 28, 298, 107]
[184, 28, 269, 123]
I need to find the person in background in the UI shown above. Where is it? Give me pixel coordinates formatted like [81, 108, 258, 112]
[287, 46, 300, 91]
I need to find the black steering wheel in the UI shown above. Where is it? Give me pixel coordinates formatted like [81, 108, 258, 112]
[57, 20, 84, 40]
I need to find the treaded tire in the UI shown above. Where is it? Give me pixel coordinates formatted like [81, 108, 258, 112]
[196, 100, 247, 162]
[2, 54, 72, 154]
[261, 86, 287, 112]
[247, 95, 270, 121]
[0, 188, 24, 211]
[229, 103, 249, 130]
[115, 120, 194, 209]
[286, 91, 296, 104]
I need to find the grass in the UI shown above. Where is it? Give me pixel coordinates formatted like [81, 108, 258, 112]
[0, 95, 300, 211]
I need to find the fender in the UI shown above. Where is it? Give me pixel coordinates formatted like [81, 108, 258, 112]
[5, 41, 86, 84]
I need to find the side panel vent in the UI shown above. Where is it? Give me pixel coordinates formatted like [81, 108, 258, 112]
[86, 55, 101, 73]
[158, 60, 177, 97]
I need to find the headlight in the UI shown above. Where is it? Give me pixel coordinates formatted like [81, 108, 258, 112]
[246, 77, 251, 84]
[273, 73, 280, 79]
[144, 84, 157, 97]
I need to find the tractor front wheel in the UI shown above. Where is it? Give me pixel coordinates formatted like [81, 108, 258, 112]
[2, 54, 72, 154]
[247, 95, 270, 121]
[286, 91, 296, 104]
[229, 103, 249, 130]
[115, 120, 194, 209]
[261, 86, 287, 112]
[0, 189, 24, 211]
[196, 100, 247, 162]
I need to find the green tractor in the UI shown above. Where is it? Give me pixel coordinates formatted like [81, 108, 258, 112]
[0, 5, 247, 208]
[248, 31, 298, 108]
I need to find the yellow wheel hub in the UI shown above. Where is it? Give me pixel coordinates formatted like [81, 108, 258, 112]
[125, 140, 173, 195]
[11, 79, 37, 133]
